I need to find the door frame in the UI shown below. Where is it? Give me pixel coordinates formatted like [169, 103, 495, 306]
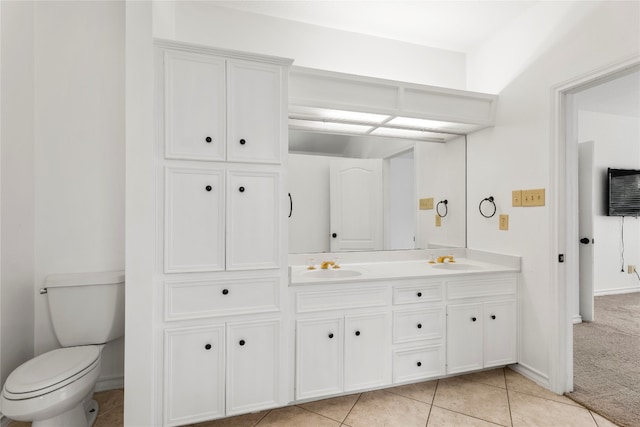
[550, 55, 640, 394]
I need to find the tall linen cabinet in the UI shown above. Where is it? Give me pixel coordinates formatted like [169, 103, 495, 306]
[154, 41, 293, 427]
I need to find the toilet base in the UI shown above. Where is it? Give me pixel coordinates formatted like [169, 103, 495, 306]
[31, 398, 99, 427]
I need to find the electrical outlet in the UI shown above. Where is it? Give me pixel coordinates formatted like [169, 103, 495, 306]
[435, 214, 441, 227]
[628, 265, 636, 274]
[499, 214, 509, 231]
[512, 190, 522, 207]
[420, 198, 434, 210]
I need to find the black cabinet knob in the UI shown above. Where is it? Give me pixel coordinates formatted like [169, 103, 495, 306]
[222, 289, 229, 295]
[417, 323, 422, 329]
[491, 315, 496, 320]
[239, 186, 245, 193]
[239, 340, 245, 346]
[417, 292, 422, 297]
[332, 233, 337, 238]
[471, 317, 477, 322]
[328, 333, 334, 339]
[355, 331, 361, 336]
[205, 136, 212, 143]
[239, 139, 246, 145]
[417, 361, 422, 367]
[205, 344, 212, 350]
[580, 237, 590, 244]
[205, 185, 212, 192]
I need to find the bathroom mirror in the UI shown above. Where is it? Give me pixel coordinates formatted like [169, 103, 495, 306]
[288, 129, 466, 253]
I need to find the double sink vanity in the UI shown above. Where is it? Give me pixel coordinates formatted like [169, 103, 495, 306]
[288, 249, 520, 401]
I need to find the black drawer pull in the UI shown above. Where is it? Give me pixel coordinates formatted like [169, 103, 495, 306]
[491, 315, 496, 320]
[417, 361, 422, 367]
[417, 323, 422, 329]
[355, 331, 361, 336]
[417, 292, 422, 297]
[205, 185, 212, 192]
[205, 344, 212, 350]
[222, 289, 229, 295]
[239, 139, 246, 145]
[239, 340, 245, 346]
[328, 333, 334, 339]
[471, 317, 477, 322]
[239, 186, 245, 193]
[205, 136, 212, 143]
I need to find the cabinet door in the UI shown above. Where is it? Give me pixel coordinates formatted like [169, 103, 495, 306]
[226, 170, 280, 270]
[484, 299, 517, 367]
[165, 167, 225, 273]
[296, 318, 343, 400]
[164, 50, 226, 161]
[344, 313, 391, 391]
[227, 60, 282, 164]
[226, 319, 280, 415]
[446, 303, 483, 374]
[164, 325, 224, 426]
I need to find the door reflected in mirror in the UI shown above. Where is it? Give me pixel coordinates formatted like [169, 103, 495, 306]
[288, 130, 466, 254]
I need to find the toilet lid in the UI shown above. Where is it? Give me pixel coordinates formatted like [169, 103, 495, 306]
[4, 346, 99, 395]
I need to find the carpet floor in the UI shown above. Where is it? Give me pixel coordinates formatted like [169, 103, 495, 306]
[568, 291, 640, 427]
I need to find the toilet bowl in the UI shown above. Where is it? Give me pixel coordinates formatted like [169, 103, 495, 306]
[2, 346, 102, 427]
[0, 271, 124, 427]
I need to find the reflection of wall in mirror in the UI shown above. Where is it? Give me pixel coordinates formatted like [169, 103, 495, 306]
[417, 136, 466, 248]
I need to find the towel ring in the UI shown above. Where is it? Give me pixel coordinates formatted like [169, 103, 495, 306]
[479, 196, 496, 218]
[436, 200, 448, 218]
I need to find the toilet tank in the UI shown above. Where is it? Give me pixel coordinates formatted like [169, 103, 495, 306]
[45, 271, 125, 347]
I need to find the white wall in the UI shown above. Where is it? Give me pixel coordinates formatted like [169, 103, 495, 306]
[0, 1, 125, 390]
[578, 110, 640, 295]
[0, 0, 35, 388]
[466, 1, 639, 383]
[172, 2, 466, 89]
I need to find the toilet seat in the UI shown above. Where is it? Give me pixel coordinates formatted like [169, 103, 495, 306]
[3, 346, 100, 400]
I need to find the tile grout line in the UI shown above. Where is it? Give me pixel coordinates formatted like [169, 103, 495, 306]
[429, 403, 510, 427]
[504, 368, 514, 427]
[251, 409, 272, 426]
[295, 404, 348, 425]
[339, 392, 363, 427]
[423, 378, 440, 427]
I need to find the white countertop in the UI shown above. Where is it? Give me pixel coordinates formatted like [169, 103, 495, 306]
[289, 256, 519, 286]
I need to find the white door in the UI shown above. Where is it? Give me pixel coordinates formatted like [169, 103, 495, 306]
[344, 313, 390, 391]
[296, 317, 343, 399]
[578, 141, 595, 322]
[163, 50, 226, 161]
[164, 325, 225, 426]
[483, 300, 517, 367]
[226, 170, 280, 270]
[330, 159, 383, 251]
[227, 60, 282, 164]
[165, 167, 225, 273]
[446, 303, 482, 374]
[226, 320, 280, 415]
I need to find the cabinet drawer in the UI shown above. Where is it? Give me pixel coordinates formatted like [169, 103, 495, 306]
[393, 308, 444, 344]
[393, 345, 444, 383]
[447, 276, 516, 300]
[393, 282, 443, 305]
[165, 277, 279, 321]
[296, 287, 387, 313]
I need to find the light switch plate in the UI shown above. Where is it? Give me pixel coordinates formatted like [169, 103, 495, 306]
[499, 214, 509, 231]
[522, 188, 545, 206]
[420, 198, 434, 210]
[435, 214, 441, 227]
[512, 190, 522, 207]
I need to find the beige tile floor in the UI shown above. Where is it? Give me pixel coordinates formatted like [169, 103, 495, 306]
[9, 368, 619, 427]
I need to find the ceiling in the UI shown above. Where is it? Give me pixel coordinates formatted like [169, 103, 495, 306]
[213, 1, 538, 53]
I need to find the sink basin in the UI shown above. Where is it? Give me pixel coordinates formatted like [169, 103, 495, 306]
[431, 263, 481, 271]
[304, 269, 362, 279]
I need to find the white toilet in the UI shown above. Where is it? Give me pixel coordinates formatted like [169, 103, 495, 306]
[1, 271, 125, 427]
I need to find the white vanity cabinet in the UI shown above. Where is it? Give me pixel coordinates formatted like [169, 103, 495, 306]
[294, 285, 391, 400]
[157, 41, 291, 427]
[163, 49, 283, 164]
[164, 319, 281, 426]
[445, 274, 517, 374]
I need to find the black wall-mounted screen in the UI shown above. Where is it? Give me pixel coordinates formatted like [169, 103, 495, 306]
[608, 168, 640, 217]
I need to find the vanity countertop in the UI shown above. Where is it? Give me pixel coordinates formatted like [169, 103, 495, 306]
[289, 257, 519, 286]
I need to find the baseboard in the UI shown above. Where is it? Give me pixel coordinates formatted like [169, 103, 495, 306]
[509, 362, 550, 389]
[96, 374, 124, 392]
[573, 315, 583, 324]
[594, 287, 640, 296]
